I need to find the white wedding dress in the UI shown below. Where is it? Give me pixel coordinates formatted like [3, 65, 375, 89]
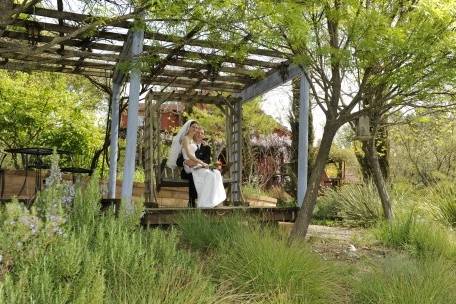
[183, 142, 226, 208]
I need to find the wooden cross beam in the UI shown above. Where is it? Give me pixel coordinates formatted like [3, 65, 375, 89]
[24, 6, 288, 59]
[238, 62, 303, 102]
[147, 91, 240, 104]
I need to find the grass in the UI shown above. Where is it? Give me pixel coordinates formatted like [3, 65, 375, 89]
[352, 255, 456, 304]
[242, 183, 270, 198]
[372, 212, 456, 260]
[177, 212, 347, 303]
[176, 211, 246, 251]
[424, 182, 456, 228]
[0, 176, 225, 304]
[3, 172, 456, 303]
[315, 182, 383, 227]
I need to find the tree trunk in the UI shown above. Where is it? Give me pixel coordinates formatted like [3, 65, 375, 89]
[290, 122, 339, 239]
[356, 126, 389, 181]
[367, 137, 393, 221]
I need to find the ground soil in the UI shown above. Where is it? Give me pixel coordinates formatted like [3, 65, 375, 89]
[279, 222, 392, 263]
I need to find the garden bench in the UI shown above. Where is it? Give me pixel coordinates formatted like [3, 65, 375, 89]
[159, 159, 233, 189]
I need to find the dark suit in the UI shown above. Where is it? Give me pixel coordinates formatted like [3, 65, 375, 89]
[177, 143, 211, 207]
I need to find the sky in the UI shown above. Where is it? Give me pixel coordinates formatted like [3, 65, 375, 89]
[262, 82, 325, 145]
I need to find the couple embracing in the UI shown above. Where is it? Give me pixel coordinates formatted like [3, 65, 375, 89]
[166, 120, 226, 208]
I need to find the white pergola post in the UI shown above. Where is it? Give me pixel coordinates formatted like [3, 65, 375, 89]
[297, 76, 309, 207]
[121, 26, 144, 212]
[107, 31, 133, 199]
[107, 81, 122, 199]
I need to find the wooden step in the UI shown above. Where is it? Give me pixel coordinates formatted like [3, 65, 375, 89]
[157, 189, 189, 200]
[244, 195, 277, 208]
[141, 207, 299, 226]
[156, 197, 188, 208]
[159, 186, 189, 193]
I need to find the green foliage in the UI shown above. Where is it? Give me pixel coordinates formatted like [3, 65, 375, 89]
[315, 182, 383, 227]
[243, 99, 280, 136]
[373, 213, 456, 260]
[178, 213, 346, 303]
[0, 71, 104, 165]
[242, 182, 270, 198]
[188, 99, 280, 143]
[390, 111, 456, 185]
[0, 178, 224, 303]
[176, 211, 246, 251]
[352, 256, 456, 304]
[214, 229, 345, 303]
[423, 182, 456, 228]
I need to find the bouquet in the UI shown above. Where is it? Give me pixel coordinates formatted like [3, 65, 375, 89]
[208, 161, 223, 171]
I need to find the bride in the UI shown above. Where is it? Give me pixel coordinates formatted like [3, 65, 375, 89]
[166, 120, 226, 208]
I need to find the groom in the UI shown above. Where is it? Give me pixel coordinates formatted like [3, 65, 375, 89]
[177, 126, 211, 207]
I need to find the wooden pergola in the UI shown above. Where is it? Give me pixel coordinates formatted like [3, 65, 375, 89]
[0, 2, 310, 211]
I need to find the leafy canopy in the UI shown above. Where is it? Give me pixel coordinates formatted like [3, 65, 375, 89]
[0, 71, 104, 158]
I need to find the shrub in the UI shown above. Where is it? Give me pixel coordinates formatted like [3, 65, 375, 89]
[314, 189, 341, 220]
[214, 226, 346, 304]
[178, 213, 346, 303]
[176, 211, 247, 251]
[373, 212, 456, 259]
[352, 255, 456, 304]
[242, 183, 269, 198]
[315, 182, 383, 226]
[0, 177, 225, 304]
[424, 182, 456, 228]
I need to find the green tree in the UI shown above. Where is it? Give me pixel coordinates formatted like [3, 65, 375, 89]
[0, 71, 104, 167]
[242, 0, 456, 237]
[390, 111, 456, 185]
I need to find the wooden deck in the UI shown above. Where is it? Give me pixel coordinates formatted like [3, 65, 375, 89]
[141, 206, 298, 226]
[1, 196, 297, 226]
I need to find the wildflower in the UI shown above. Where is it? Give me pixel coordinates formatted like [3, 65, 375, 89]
[62, 182, 75, 206]
[45, 150, 62, 187]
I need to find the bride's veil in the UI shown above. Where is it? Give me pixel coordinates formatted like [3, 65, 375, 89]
[166, 119, 195, 169]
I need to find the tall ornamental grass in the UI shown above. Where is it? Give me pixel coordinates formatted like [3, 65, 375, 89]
[423, 182, 456, 228]
[176, 211, 246, 251]
[177, 212, 347, 303]
[372, 212, 456, 260]
[315, 182, 383, 227]
[353, 255, 456, 304]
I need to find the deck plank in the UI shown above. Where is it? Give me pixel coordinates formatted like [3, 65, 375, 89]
[141, 206, 298, 226]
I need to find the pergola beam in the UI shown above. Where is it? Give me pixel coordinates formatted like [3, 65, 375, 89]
[147, 91, 240, 104]
[145, 77, 243, 92]
[158, 69, 251, 84]
[24, 6, 288, 59]
[2, 26, 279, 69]
[0, 61, 110, 77]
[1, 43, 263, 79]
[238, 63, 303, 102]
[0, 57, 263, 88]
[0, 51, 114, 70]
[1, 38, 267, 77]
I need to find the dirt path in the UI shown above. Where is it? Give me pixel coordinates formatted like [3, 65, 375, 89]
[307, 224, 356, 241]
[279, 222, 390, 262]
[279, 222, 357, 241]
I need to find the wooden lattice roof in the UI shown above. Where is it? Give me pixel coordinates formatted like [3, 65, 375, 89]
[0, 3, 292, 103]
